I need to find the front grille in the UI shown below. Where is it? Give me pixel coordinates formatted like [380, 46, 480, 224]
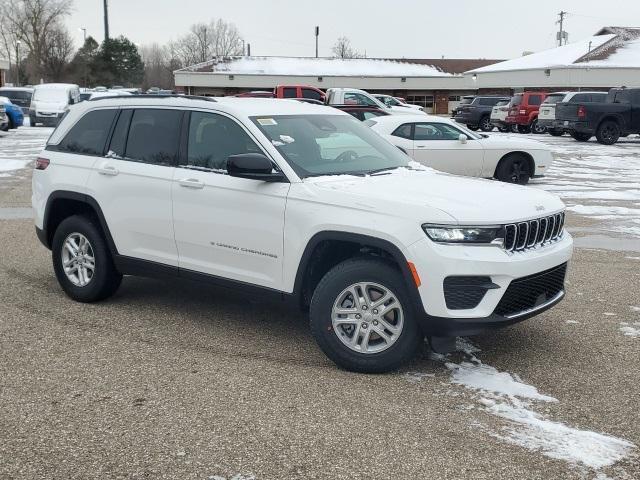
[495, 263, 567, 317]
[443, 276, 495, 310]
[503, 212, 565, 252]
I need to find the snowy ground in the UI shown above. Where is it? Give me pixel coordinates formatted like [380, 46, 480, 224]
[0, 125, 52, 179]
[492, 132, 640, 246]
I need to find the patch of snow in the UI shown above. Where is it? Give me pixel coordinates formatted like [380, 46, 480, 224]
[630, 306, 640, 313]
[619, 322, 640, 338]
[483, 398, 636, 470]
[603, 312, 617, 316]
[446, 362, 557, 402]
[189, 56, 453, 77]
[566, 320, 580, 324]
[469, 34, 615, 73]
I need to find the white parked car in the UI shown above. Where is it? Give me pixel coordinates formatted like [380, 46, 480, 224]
[373, 94, 425, 112]
[538, 91, 608, 136]
[30, 83, 81, 127]
[367, 114, 553, 184]
[33, 97, 571, 373]
[326, 88, 425, 116]
[490, 100, 512, 132]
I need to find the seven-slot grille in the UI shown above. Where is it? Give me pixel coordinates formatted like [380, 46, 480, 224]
[503, 212, 565, 252]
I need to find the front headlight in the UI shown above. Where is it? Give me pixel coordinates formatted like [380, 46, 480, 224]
[422, 224, 505, 244]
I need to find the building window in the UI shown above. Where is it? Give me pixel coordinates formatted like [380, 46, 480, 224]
[228, 75, 235, 80]
[448, 95, 461, 102]
[406, 95, 434, 109]
[317, 76, 323, 82]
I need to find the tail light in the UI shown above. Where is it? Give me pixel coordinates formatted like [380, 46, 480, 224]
[519, 110, 527, 115]
[35, 157, 50, 170]
[577, 105, 586, 118]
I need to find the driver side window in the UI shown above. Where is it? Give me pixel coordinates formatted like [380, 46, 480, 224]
[344, 92, 377, 107]
[414, 123, 464, 141]
[186, 112, 262, 171]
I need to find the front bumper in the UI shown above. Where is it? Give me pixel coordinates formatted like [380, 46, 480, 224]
[405, 232, 573, 336]
[32, 110, 62, 126]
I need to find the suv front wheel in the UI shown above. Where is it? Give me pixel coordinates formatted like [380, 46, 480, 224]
[310, 257, 421, 373]
[52, 215, 122, 303]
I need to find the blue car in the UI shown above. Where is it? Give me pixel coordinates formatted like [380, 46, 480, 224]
[0, 97, 24, 131]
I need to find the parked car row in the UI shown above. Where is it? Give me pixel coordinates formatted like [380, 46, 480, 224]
[456, 87, 638, 145]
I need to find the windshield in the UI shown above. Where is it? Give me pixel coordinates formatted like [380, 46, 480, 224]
[511, 94, 523, 106]
[543, 94, 565, 104]
[33, 88, 68, 103]
[251, 114, 409, 178]
[377, 95, 401, 107]
[460, 97, 474, 105]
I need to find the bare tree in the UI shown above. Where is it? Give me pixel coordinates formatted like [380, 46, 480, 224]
[169, 18, 244, 68]
[332, 36, 361, 59]
[140, 43, 175, 89]
[41, 23, 74, 81]
[0, 0, 74, 81]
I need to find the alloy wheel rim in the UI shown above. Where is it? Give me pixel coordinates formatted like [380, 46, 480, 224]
[61, 232, 95, 287]
[331, 282, 404, 354]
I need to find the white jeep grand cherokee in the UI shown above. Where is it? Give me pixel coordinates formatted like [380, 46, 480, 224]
[32, 96, 573, 373]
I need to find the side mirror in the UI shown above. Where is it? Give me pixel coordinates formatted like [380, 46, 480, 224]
[227, 153, 286, 182]
[459, 134, 468, 144]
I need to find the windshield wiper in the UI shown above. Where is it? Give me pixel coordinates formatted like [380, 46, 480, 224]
[367, 166, 402, 175]
[305, 171, 367, 178]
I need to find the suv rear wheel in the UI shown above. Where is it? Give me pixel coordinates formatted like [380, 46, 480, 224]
[479, 116, 493, 132]
[517, 124, 531, 134]
[52, 215, 122, 303]
[596, 120, 621, 145]
[309, 258, 421, 373]
[531, 119, 546, 134]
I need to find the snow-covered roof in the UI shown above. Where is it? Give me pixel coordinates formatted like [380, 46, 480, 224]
[469, 27, 640, 73]
[469, 35, 616, 73]
[178, 56, 454, 78]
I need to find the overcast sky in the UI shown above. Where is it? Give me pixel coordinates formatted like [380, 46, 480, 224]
[66, 0, 640, 60]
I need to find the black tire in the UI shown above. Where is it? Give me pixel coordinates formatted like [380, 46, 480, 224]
[517, 124, 531, 134]
[495, 153, 531, 185]
[571, 131, 591, 142]
[479, 116, 493, 132]
[595, 120, 620, 145]
[309, 257, 421, 373]
[510, 124, 519, 133]
[531, 119, 546, 134]
[466, 124, 479, 131]
[52, 215, 122, 303]
[548, 129, 564, 137]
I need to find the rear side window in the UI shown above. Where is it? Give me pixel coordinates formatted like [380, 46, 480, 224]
[302, 88, 322, 100]
[57, 109, 117, 156]
[478, 98, 500, 106]
[392, 124, 413, 139]
[282, 87, 297, 98]
[125, 109, 182, 166]
[528, 95, 543, 106]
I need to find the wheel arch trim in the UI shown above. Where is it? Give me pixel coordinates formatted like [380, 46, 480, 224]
[42, 190, 118, 254]
[292, 230, 422, 306]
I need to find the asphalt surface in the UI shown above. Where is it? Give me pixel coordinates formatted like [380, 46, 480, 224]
[0, 127, 639, 480]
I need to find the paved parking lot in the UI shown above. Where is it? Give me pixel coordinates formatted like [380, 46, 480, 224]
[0, 126, 639, 479]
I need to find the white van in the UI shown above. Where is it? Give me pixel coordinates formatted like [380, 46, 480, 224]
[30, 83, 81, 127]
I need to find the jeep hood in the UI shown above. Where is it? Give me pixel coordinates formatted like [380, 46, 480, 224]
[301, 168, 564, 224]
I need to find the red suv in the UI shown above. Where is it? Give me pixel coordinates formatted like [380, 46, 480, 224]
[506, 92, 548, 134]
[275, 85, 325, 102]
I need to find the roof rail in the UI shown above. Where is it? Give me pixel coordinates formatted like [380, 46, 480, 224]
[88, 94, 217, 102]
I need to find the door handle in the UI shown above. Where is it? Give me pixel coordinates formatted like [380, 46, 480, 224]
[98, 165, 119, 176]
[178, 178, 204, 189]
[416, 145, 427, 148]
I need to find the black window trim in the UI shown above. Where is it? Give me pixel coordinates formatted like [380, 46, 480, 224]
[46, 107, 119, 157]
[179, 108, 290, 182]
[413, 122, 470, 142]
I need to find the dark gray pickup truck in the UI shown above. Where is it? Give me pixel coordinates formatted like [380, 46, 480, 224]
[555, 88, 640, 144]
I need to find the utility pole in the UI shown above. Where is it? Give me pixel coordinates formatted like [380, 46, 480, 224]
[315, 26, 319, 58]
[557, 11, 567, 47]
[15, 41, 21, 87]
[103, 0, 110, 42]
[247, 43, 251, 56]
